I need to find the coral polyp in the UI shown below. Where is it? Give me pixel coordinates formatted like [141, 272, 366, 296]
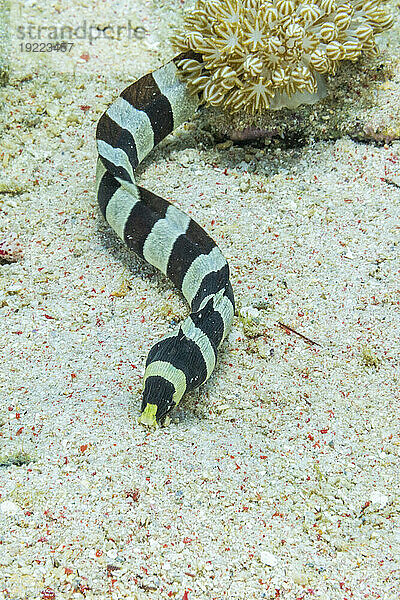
[171, 0, 394, 114]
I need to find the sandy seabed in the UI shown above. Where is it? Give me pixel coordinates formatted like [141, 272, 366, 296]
[0, 1, 399, 599]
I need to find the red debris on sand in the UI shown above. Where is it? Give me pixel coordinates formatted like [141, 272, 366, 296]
[41, 588, 56, 600]
[0, 236, 23, 264]
[126, 488, 140, 502]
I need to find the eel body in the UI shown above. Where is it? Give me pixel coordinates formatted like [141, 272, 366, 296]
[95, 52, 235, 426]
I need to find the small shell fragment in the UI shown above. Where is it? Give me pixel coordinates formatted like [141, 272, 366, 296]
[1, 500, 23, 516]
[260, 550, 278, 566]
[370, 490, 388, 508]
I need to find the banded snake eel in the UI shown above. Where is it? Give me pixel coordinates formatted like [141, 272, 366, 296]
[95, 51, 235, 426]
